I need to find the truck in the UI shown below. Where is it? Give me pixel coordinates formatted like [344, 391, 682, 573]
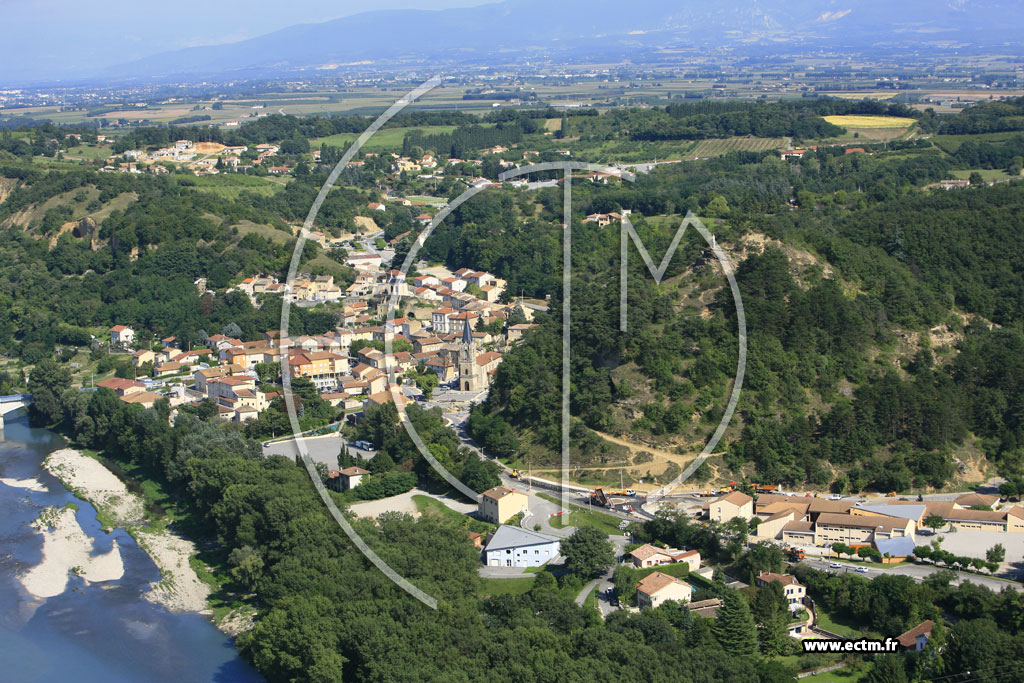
[589, 488, 609, 507]
[788, 547, 806, 561]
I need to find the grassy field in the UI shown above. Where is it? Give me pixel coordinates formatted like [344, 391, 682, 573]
[823, 115, 917, 129]
[234, 219, 295, 244]
[311, 125, 458, 153]
[811, 666, 868, 683]
[477, 576, 535, 597]
[815, 608, 874, 638]
[537, 492, 626, 535]
[951, 168, 1016, 181]
[687, 137, 786, 159]
[185, 174, 286, 199]
[63, 144, 112, 160]
[404, 195, 448, 206]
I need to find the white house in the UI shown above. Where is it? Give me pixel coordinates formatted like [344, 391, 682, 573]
[338, 466, 369, 491]
[109, 324, 136, 347]
[483, 525, 560, 568]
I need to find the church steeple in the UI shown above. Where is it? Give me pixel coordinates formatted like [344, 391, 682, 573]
[458, 316, 479, 392]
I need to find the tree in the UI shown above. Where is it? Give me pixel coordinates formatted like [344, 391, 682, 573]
[28, 358, 72, 425]
[703, 194, 730, 218]
[864, 655, 908, 683]
[255, 362, 280, 384]
[943, 619, 1016, 677]
[969, 171, 985, 186]
[922, 515, 947, 534]
[228, 545, 264, 590]
[222, 322, 243, 338]
[858, 546, 882, 563]
[460, 455, 500, 492]
[712, 589, 758, 655]
[750, 580, 791, 656]
[561, 526, 615, 578]
[735, 542, 785, 582]
[986, 544, 1006, 564]
[612, 564, 639, 605]
[337, 444, 356, 470]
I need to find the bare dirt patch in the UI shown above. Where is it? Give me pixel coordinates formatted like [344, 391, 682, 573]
[193, 142, 226, 154]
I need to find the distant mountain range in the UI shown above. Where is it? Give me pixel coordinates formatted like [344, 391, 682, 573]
[90, 0, 1024, 82]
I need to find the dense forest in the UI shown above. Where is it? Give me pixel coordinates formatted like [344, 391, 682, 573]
[456, 124, 1024, 490]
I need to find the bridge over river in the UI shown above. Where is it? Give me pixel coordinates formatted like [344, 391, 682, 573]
[0, 394, 32, 428]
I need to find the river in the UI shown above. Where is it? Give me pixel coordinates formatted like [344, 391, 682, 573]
[0, 409, 262, 683]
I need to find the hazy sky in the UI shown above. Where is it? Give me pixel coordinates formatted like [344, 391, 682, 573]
[0, 0, 489, 83]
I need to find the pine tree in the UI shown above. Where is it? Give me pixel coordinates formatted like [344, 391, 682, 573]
[337, 444, 355, 470]
[751, 581, 790, 656]
[712, 589, 758, 655]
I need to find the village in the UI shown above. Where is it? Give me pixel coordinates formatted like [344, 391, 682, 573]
[101, 251, 532, 421]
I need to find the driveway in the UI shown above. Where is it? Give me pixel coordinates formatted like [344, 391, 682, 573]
[479, 565, 536, 579]
[347, 488, 476, 519]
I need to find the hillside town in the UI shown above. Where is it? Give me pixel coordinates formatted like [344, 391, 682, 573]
[101, 246, 534, 423]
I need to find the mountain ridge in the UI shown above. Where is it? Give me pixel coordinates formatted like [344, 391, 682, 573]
[93, 0, 1024, 82]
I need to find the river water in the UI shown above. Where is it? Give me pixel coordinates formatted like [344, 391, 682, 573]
[0, 409, 262, 683]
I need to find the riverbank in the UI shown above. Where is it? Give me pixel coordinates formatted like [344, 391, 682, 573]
[41, 448, 212, 615]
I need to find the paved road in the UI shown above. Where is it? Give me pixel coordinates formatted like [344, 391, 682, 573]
[572, 533, 631, 617]
[800, 558, 1022, 593]
[576, 580, 599, 607]
[429, 386, 488, 410]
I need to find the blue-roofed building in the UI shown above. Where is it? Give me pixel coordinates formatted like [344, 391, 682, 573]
[483, 525, 560, 568]
[875, 535, 916, 560]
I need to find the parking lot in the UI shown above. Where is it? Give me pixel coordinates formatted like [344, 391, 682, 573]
[262, 433, 375, 468]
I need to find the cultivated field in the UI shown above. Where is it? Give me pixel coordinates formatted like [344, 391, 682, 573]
[686, 137, 787, 159]
[185, 174, 285, 199]
[311, 124, 458, 152]
[823, 115, 917, 128]
[933, 131, 1023, 154]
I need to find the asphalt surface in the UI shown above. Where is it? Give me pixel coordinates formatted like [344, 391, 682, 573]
[262, 433, 375, 467]
[800, 557, 1022, 593]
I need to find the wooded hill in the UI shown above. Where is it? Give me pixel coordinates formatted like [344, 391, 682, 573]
[457, 137, 1024, 494]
